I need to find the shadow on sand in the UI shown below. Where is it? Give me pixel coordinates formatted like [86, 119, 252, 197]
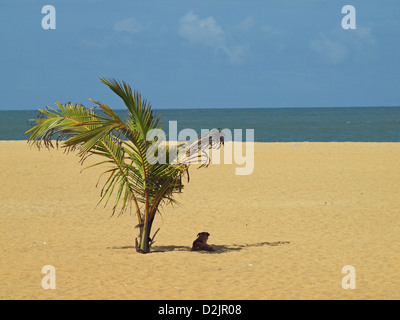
[108, 241, 290, 254]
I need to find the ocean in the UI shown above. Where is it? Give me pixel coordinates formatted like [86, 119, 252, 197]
[1, 107, 400, 142]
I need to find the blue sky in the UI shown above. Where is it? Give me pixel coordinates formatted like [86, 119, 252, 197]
[0, 0, 399, 110]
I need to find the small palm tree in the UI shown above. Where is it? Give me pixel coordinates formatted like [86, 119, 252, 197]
[25, 78, 223, 253]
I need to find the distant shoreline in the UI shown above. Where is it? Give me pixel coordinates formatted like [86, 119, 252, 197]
[2, 107, 400, 142]
[1, 105, 400, 112]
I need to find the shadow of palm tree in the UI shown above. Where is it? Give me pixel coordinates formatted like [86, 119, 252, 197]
[107, 245, 190, 252]
[210, 241, 290, 254]
[109, 241, 290, 254]
[108, 245, 135, 250]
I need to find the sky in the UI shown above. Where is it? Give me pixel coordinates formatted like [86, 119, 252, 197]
[0, 0, 399, 110]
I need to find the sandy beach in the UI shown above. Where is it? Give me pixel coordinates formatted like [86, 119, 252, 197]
[1, 141, 399, 300]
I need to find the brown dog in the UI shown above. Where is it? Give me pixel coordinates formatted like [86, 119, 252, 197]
[191, 232, 215, 252]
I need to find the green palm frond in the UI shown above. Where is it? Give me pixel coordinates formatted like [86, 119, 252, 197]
[26, 99, 143, 221]
[25, 102, 96, 149]
[99, 78, 162, 140]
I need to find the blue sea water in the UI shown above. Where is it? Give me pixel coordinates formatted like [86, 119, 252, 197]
[1, 107, 400, 142]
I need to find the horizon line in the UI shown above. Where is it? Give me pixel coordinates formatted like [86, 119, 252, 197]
[1, 105, 400, 112]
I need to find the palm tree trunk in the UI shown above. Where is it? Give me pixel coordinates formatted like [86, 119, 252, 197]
[139, 223, 151, 253]
[136, 215, 154, 254]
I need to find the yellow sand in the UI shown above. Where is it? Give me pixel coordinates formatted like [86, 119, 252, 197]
[1, 141, 399, 300]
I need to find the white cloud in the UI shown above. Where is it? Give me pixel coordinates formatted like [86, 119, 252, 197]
[82, 18, 143, 48]
[261, 25, 285, 37]
[179, 12, 224, 46]
[114, 18, 143, 34]
[179, 11, 246, 64]
[311, 34, 348, 64]
[311, 26, 377, 64]
[352, 26, 376, 46]
[237, 16, 256, 31]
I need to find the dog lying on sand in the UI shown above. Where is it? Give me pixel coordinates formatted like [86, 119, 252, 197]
[191, 232, 215, 252]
